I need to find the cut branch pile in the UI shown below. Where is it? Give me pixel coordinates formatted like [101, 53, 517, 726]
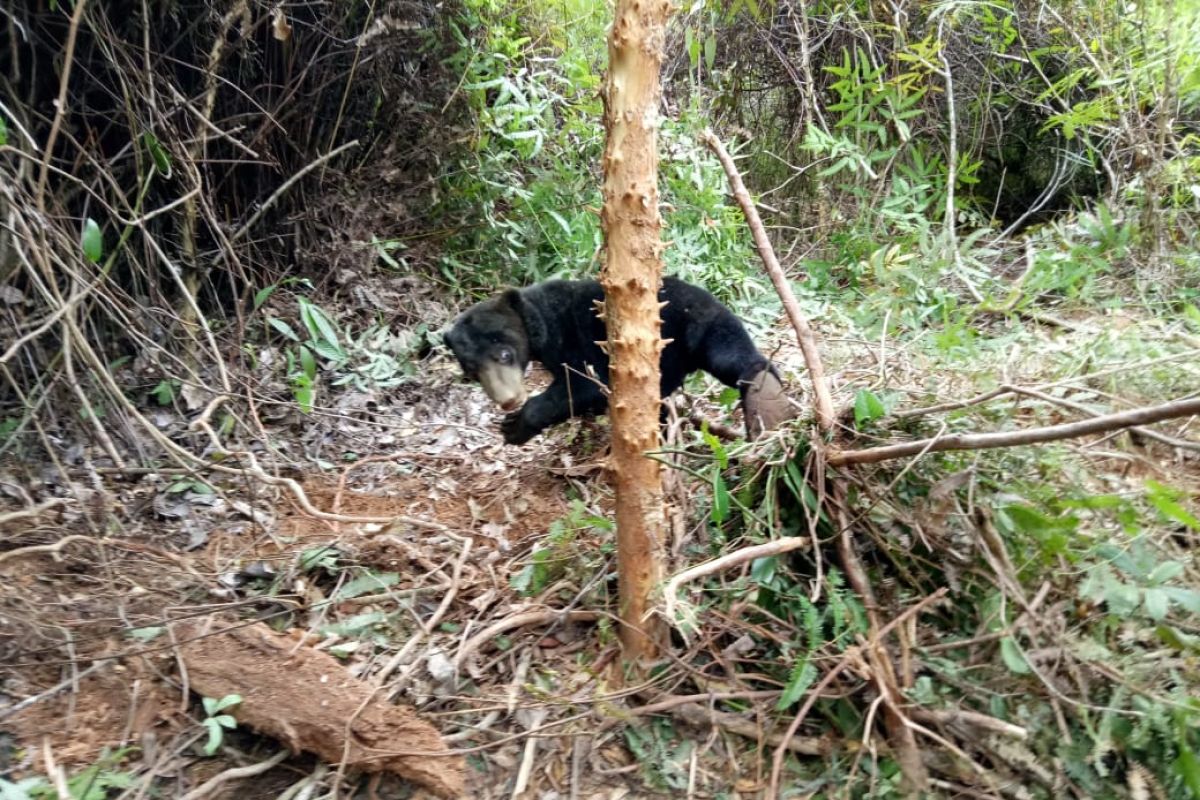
[698, 129, 1200, 797]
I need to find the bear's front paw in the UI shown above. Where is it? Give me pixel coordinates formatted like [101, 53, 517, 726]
[501, 411, 536, 445]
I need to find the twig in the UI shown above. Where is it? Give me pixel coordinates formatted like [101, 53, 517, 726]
[909, 708, 1028, 740]
[701, 129, 835, 432]
[0, 533, 204, 578]
[829, 396, 1200, 466]
[767, 588, 948, 798]
[662, 537, 810, 626]
[229, 139, 360, 244]
[0, 497, 68, 527]
[629, 690, 783, 715]
[35, 0, 88, 213]
[893, 387, 1009, 420]
[0, 662, 108, 722]
[454, 610, 601, 673]
[668, 701, 830, 756]
[511, 708, 548, 798]
[177, 750, 290, 800]
[42, 738, 71, 800]
[374, 536, 473, 690]
[1006, 385, 1200, 452]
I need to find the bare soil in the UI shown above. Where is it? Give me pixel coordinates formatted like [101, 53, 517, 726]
[0, 355, 665, 798]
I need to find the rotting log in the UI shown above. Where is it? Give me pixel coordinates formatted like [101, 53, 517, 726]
[599, 0, 674, 664]
[172, 618, 464, 799]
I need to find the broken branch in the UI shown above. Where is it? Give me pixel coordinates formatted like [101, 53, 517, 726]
[829, 396, 1200, 466]
[701, 129, 835, 433]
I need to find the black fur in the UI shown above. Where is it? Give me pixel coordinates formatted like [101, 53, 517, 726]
[445, 277, 774, 445]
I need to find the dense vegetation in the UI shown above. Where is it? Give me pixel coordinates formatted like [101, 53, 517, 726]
[2, 0, 1199, 797]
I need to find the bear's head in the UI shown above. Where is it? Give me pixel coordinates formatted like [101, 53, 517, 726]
[444, 289, 532, 412]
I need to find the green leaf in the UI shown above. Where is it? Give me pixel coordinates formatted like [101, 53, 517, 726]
[142, 132, 171, 176]
[298, 297, 344, 355]
[1155, 625, 1200, 653]
[545, 209, 571, 235]
[292, 377, 314, 414]
[999, 637, 1030, 674]
[1143, 587, 1170, 620]
[511, 548, 552, 596]
[776, 658, 818, 710]
[783, 459, 827, 523]
[853, 389, 886, 425]
[1162, 587, 1200, 614]
[1182, 303, 1200, 330]
[750, 555, 777, 585]
[1104, 581, 1141, 616]
[152, 380, 176, 406]
[686, 28, 700, 70]
[298, 344, 317, 381]
[703, 34, 717, 72]
[1148, 561, 1185, 584]
[1145, 480, 1200, 531]
[0, 116, 8, 147]
[129, 626, 165, 643]
[214, 694, 241, 712]
[253, 284, 277, 310]
[998, 504, 1078, 536]
[310, 339, 345, 362]
[203, 718, 224, 755]
[299, 546, 337, 572]
[81, 218, 103, 263]
[1175, 745, 1200, 797]
[700, 424, 728, 469]
[321, 610, 388, 636]
[711, 473, 730, 524]
[268, 317, 300, 341]
[334, 571, 400, 600]
[0, 776, 42, 800]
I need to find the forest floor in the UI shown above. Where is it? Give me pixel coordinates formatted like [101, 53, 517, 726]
[3, 275, 1199, 799]
[0, 284, 810, 798]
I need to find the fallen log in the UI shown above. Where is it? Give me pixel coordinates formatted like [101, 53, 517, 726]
[173, 618, 464, 798]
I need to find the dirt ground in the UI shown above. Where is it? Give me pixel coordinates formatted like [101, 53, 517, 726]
[0, 345, 746, 798]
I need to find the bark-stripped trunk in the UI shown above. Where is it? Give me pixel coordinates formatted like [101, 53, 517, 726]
[600, 0, 672, 663]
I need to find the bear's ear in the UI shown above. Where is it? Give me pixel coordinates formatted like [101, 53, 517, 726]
[497, 288, 523, 314]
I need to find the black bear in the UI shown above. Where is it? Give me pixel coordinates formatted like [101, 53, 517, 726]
[444, 277, 791, 445]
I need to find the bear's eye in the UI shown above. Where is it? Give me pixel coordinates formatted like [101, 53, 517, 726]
[497, 347, 514, 366]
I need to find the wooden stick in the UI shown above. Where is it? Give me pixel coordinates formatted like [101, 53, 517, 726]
[701, 129, 835, 433]
[829, 396, 1200, 466]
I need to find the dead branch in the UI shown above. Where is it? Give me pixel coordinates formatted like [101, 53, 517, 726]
[229, 139, 360, 245]
[829, 396, 1200, 466]
[910, 708, 1028, 740]
[1005, 385, 1200, 452]
[701, 129, 835, 432]
[767, 588, 948, 798]
[663, 537, 810, 627]
[703, 127, 936, 793]
[0, 662, 108, 722]
[454, 610, 602, 674]
[0, 533, 203, 578]
[35, 0, 87, 212]
[0, 497, 68, 527]
[668, 701, 832, 756]
[893, 387, 1010, 420]
[178, 751, 290, 800]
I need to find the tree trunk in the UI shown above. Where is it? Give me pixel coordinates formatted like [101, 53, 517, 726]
[600, 0, 672, 663]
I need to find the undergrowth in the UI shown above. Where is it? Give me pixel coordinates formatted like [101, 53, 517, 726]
[3, 0, 1200, 797]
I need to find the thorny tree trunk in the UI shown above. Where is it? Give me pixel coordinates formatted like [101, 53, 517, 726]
[600, 0, 672, 663]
